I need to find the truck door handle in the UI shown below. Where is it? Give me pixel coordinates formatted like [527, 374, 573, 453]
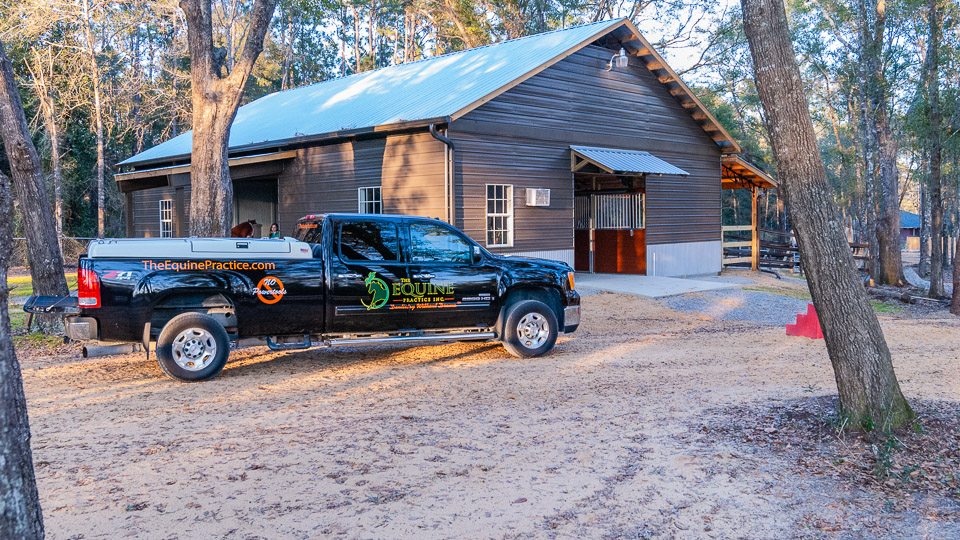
[412, 273, 435, 280]
[337, 273, 362, 279]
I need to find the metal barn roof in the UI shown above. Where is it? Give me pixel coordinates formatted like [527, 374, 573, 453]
[900, 210, 920, 229]
[120, 18, 739, 169]
[570, 145, 689, 176]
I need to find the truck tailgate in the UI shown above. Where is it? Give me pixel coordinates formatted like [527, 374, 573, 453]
[23, 295, 80, 315]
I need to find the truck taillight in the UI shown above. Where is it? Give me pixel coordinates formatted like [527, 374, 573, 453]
[78, 267, 101, 308]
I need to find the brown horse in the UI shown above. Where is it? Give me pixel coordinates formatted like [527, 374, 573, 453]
[230, 219, 258, 238]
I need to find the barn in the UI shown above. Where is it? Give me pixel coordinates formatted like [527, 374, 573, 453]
[116, 18, 762, 277]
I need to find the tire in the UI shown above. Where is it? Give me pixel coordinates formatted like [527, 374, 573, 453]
[156, 312, 230, 382]
[501, 299, 559, 358]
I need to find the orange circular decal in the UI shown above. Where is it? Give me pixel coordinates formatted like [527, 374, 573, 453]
[255, 276, 286, 304]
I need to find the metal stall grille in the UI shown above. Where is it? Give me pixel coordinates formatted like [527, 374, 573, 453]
[575, 193, 644, 230]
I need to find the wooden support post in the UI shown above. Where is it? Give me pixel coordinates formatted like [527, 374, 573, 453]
[175, 186, 186, 237]
[751, 186, 759, 271]
[125, 192, 135, 237]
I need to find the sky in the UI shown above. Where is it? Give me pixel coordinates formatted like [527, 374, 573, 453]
[631, 0, 739, 81]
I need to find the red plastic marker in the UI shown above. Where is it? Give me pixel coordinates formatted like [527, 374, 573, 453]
[786, 303, 823, 339]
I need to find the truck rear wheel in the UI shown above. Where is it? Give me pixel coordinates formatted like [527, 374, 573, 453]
[501, 299, 558, 358]
[156, 313, 230, 382]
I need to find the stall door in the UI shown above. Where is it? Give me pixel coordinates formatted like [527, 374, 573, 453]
[234, 179, 278, 237]
[574, 192, 646, 274]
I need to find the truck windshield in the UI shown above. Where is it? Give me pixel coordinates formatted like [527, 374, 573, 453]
[295, 216, 325, 243]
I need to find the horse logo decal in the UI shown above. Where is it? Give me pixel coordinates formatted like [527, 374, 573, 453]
[361, 272, 390, 310]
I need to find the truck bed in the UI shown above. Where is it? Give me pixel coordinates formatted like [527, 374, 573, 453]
[85, 237, 314, 260]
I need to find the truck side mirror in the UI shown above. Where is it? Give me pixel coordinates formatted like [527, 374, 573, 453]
[472, 245, 482, 264]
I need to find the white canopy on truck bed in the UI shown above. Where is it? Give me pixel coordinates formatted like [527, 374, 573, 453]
[86, 238, 314, 260]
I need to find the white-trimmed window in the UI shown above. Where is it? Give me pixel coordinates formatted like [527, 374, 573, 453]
[159, 200, 173, 238]
[358, 187, 382, 214]
[486, 184, 513, 247]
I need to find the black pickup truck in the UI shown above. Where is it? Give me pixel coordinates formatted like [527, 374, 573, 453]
[27, 213, 580, 382]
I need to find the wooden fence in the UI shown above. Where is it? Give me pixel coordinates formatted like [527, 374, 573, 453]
[720, 225, 755, 266]
[722, 227, 870, 274]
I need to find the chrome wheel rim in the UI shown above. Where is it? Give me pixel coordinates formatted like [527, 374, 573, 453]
[517, 312, 549, 349]
[171, 328, 217, 371]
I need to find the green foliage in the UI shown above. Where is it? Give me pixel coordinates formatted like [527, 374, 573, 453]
[870, 300, 902, 313]
[872, 435, 902, 480]
[12, 332, 63, 349]
[6, 273, 77, 298]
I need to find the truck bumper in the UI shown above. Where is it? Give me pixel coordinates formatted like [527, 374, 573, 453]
[563, 306, 580, 334]
[562, 289, 581, 333]
[563, 305, 580, 333]
[65, 316, 99, 342]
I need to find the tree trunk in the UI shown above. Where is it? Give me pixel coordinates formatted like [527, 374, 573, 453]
[187, 112, 235, 236]
[920, 177, 929, 275]
[171, 27, 180, 138]
[351, 4, 361, 72]
[81, 0, 106, 239]
[368, 5, 377, 67]
[925, 0, 944, 298]
[862, 109, 879, 281]
[953, 145, 960, 315]
[857, 63, 879, 281]
[875, 117, 903, 285]
[0, 172, 45, 540]
[952, 231, 960, 314]
[740, 0, 913, 431]
[861, 0, 902, 286]
[180, 0, 278, 237]
[280, 12, 293, 90]
[27, 47, 64, 251]
[0, 41, 69, 333]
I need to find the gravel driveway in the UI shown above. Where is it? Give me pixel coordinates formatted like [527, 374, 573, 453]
[662, 288, 811, 326]
[20, 277, 960, 538]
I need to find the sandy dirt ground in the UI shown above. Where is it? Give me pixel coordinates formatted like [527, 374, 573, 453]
[19, 271, 960, 539]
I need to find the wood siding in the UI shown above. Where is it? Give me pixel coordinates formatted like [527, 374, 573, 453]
[449, 45, 722, 251]
[132, 187, 175, 237]
[131, 132, 445, 237]
[277, 132, 446, 229]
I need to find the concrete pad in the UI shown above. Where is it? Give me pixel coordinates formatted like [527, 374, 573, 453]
[575, 273, 738, 299]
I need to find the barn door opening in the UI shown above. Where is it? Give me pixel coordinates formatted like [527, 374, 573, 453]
[570, 145, 688, 275]
[574, 192, 646, 274]
[233, 178, 278, 237]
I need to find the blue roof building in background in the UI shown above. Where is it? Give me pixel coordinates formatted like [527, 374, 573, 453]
[900, 210, 921, 231]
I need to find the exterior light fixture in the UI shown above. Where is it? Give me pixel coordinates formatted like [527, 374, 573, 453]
[607, 48, 629, 70]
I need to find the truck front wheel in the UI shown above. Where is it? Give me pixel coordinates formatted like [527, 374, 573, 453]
[156, 313, 230, 382]
[501, 300, 558, 358]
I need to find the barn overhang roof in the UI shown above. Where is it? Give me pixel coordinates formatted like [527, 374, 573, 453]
[119, 18, 740, 171]
[113, 151, 297, 192]
[721, 155, 777, 190]
[571, 145, 689, 176]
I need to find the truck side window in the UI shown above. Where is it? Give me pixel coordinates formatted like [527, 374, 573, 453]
[410, 223, 471, 263]
[339, 221, 399, 261]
